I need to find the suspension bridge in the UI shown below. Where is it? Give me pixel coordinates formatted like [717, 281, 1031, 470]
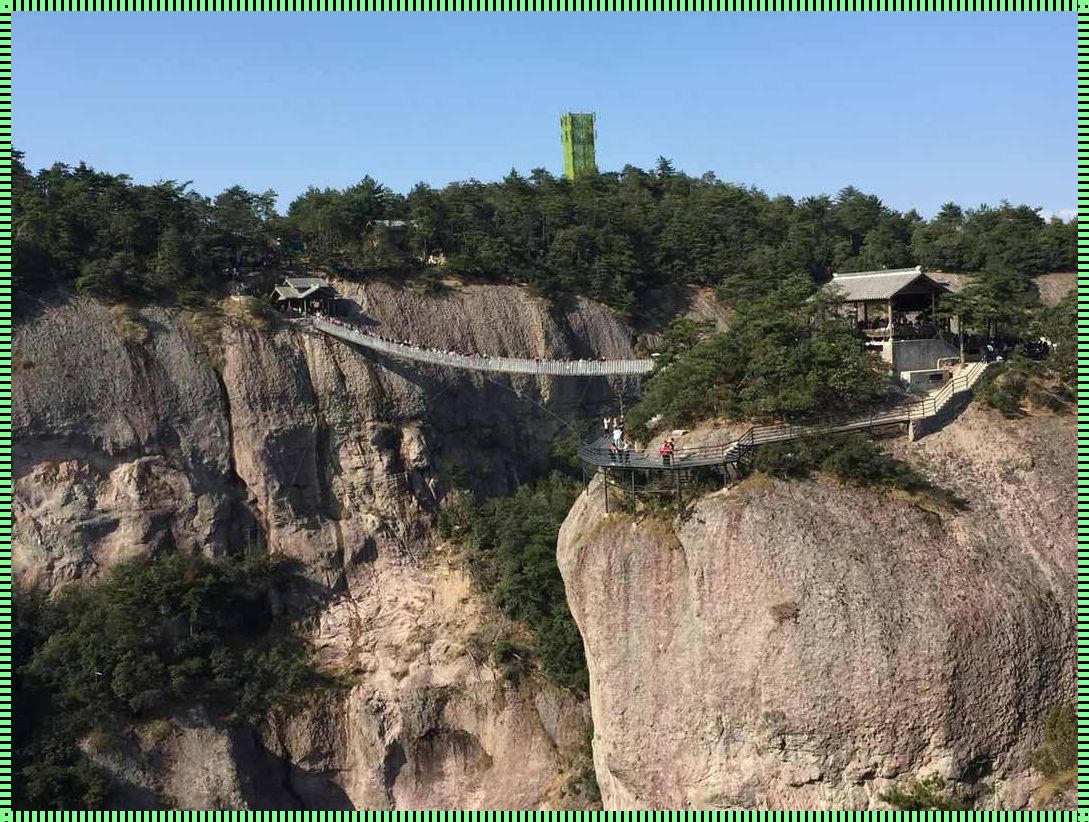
[306, 317, 654, 377]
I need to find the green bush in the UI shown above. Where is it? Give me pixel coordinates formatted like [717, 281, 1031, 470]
[979, 362, 1029, 418]
[979, 340, 1075, 418]
[753, 433, 961, 510]
[491, 638, 532, 687]
[14, 552, 327, 809]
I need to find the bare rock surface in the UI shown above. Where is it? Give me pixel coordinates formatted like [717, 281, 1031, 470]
[558, 403, 1075, 810]
[633, 284, 732, 351]
[931, 270, 1073, 308]
[341, 280, 636, 362]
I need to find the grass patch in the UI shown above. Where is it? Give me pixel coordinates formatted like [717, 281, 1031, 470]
[1029, 703, 1076, 808]
[769, 601, 800, 624]
[110, 305, 150, 345]
[221, 296, 280, 331]
[185, 306, 226, 369]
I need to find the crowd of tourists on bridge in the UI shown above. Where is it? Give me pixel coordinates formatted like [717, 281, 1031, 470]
[304, 309, 616, 366]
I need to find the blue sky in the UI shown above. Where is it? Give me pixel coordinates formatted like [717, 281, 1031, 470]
[15, 13, 1074, 218]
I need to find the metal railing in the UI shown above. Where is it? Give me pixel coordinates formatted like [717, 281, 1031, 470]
[304, 317, 655, 377]
[578, 362, 990, 471]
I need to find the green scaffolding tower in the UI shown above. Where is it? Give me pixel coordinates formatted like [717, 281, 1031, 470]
[561, 112, 598, 180]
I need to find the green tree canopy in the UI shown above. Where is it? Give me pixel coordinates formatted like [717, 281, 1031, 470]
[628, 275, 890, 431]
[15, 151, 1075, 315]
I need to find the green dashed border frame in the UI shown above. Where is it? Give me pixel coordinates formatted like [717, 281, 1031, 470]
[0, 5, 1080, 819]
[0, 1, 1082, 8]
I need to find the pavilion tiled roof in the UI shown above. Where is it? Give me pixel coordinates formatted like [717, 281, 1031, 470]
[824, 266, 950, 302]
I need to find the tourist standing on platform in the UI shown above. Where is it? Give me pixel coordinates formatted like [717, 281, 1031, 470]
[659, 437, 674, 466]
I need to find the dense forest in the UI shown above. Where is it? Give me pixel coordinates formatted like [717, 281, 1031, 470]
[14, 151, 1076, 313]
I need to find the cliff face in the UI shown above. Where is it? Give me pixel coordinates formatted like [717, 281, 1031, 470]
[14, 283, 628, 809]
[557, 403, 1075, 810]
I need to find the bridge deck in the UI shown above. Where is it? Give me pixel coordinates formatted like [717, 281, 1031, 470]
[307, 317, 654, 377]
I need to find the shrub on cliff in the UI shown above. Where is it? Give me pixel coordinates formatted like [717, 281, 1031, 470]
[1036, 291, 1075, 390]
[879, 773, 967, 811]
[14, 552, 327, 809]
[753, 432, 963, 506]
[979, 351, 1075, 419]
[1031, 703, 1076, 779]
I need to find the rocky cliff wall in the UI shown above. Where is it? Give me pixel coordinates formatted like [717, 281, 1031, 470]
[14, 283, 630, 809]
[558, 402, 1075, 810]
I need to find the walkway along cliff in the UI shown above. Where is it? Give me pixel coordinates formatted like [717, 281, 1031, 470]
[576, 361, 992, 511]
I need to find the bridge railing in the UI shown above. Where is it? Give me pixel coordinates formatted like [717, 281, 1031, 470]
[306, 317, 655, 377]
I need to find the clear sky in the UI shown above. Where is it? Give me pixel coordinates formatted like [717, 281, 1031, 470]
[15, 13, 1074, 218]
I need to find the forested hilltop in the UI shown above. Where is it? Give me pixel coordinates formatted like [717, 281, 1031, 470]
[14, 152, 1075, 313]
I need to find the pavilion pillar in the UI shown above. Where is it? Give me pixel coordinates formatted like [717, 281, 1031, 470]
[887, 298, 893, 338]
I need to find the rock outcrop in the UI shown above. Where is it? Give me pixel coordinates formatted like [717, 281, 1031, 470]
[14, 283, 622, 809]
[558, 402, 1075, 810]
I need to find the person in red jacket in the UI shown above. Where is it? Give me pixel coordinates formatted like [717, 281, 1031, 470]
[659, 437, 674, 466]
